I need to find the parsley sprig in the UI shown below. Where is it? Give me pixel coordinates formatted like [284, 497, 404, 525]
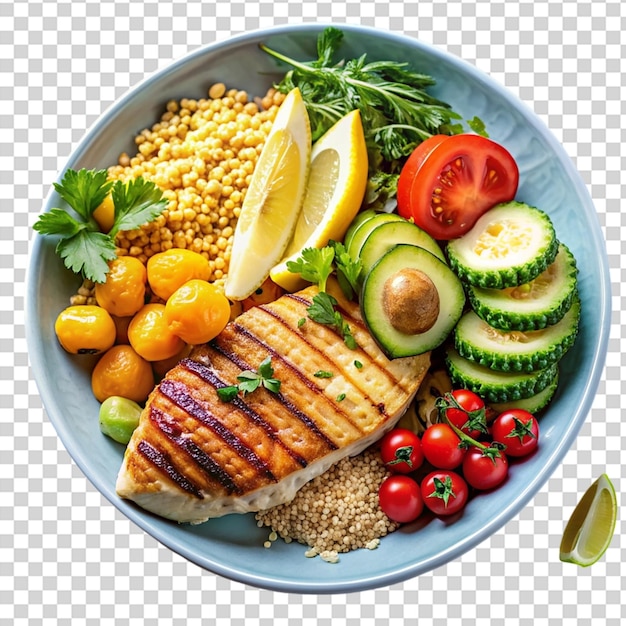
[260, 27, 465, 165]
[286, 242, 362, 350]
[216, 356, 282, 402]
[33, 168, 167, 283]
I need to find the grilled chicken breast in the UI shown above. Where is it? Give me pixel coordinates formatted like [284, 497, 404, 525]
[116, 280, 430, 523]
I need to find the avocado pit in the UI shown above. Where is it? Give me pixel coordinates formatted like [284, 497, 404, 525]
[382, 268, 440, 335]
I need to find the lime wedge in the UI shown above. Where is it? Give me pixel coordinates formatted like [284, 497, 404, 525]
[559, 474, 617, 567]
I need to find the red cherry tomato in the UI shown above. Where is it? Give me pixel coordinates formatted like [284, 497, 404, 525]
[437, 389, 488, 440]
[421, 470, 469, 516]
[462, 445, 509, 490]
[397, 134, 519, 240]
[491, 408, 539, 457]
[396, 134, 449, 210]
[421, 423, 466, 470]
[378, 475, 424, 523]
[380, 428, 424, 474]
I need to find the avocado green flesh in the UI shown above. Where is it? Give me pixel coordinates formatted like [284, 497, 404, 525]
[361, 244, 465, 359]
[359, 219, 445, 275]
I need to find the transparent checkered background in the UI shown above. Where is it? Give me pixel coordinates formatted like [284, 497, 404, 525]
[2, 0, 624, 623]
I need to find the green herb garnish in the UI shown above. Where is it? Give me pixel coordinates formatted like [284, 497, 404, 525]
[217, 356, 281, 402]
[287, 247, 335, 293]
[330, 240, 362, 300]
[260, 27, 464, 165]
[33, 168, 168, 283]
[307, 292, 358, 349]
[287, 245, 359, 349]
[314, 370, 334, 379]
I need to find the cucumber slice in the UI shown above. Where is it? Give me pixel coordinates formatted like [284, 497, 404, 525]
[359, 219, 446, 275]
[454, 296, 580, 372]
[343, 209, 377, 251]
[446, 202, 558, 288]
[346, 211, 405, 260]
[489, 368, 559, 415]
[445, 347, 558, 404]
[361, 244, 465, 358]
[467, 243, 578, 331]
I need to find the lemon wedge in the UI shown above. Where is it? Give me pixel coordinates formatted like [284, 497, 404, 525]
[269, 109, 368, 292]
[559, 474, 617, 567]
[224, 87, 311, 301]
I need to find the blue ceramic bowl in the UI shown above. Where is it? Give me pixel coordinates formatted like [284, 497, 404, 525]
[26, 23, 610, 593]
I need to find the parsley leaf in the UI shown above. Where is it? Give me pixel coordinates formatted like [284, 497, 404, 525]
[217, 357, 282, 402]
[56, 230, 117, 279]
[307, 292, 339, 326]
[286, 247, 335, 293]
[237, 370, 262, 395]
[109, 177, 169, 238]
[52, 168, 113, 221]
[33, 168, 167, 283]
[330, 240, 362, 300]
[314, 370, 334, 378]
[307, 293, 357, 349]
[216, 385, 240, 402]
[287, 244, 359, 350]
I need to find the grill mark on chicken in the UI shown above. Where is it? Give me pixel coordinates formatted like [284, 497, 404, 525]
[227, 320, 367, 431]
[137, 440, 204, 498]
[149, 406, 241, 495]
[158, 378, 276, 482]
[180, 357, 312, 467]
[189, 349, 338, 453]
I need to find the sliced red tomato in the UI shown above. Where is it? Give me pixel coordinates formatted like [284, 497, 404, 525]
[397, 134, 519, 240]
[396, 134, 449, 211]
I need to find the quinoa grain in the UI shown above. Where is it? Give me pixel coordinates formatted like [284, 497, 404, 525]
[255, 448, 399, 555]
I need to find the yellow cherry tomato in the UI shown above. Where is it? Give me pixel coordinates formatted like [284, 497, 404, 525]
[147, 249, 211, 301]
[241, 278, 284, 311]
[54, 305, 116, 355]
[95, 256, 147, 317]
[91, 345, 154, 403]
[93, 193, 115, 232]
[164, 279, 231, 345]
[128, 303, 186, 361]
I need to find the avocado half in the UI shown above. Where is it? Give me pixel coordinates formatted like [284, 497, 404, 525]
[360, 244, 465, 359]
